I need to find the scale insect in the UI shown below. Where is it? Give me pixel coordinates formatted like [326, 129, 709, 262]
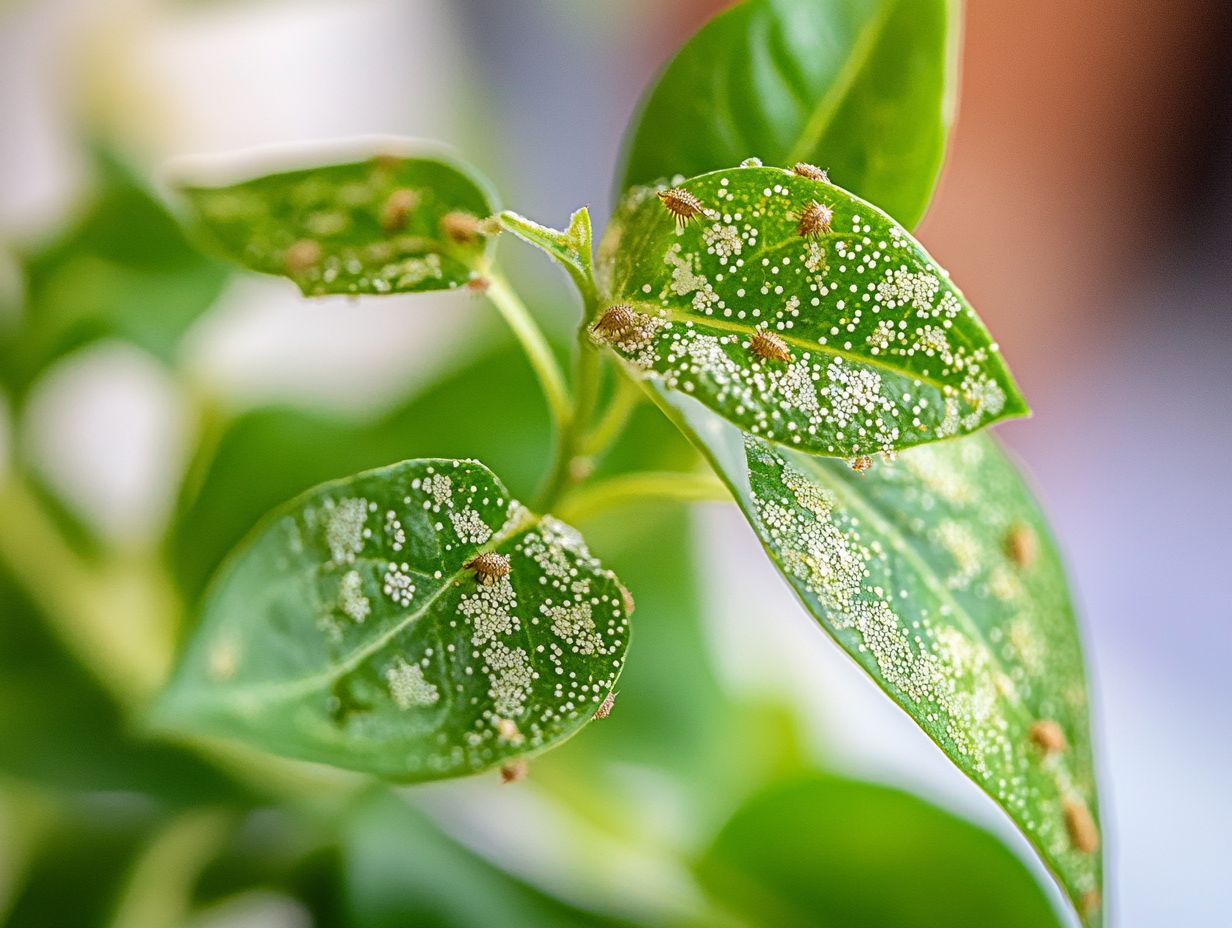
[464, 552, 511, 585]
[657, 187, 705, 229]
[750, 329, 792, 363]
[793, 162, 830, 182]
[592, 304, 637, 341]
[797, 200, 833, 238]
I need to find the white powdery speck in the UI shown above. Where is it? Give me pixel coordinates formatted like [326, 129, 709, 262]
[382, 563, 416, 608]
[325, 498, 368, 564]
[386, 656, 439, 708]
[460, 576, 518, 645]
[542, 600, 606, 656]
[449, 507, 492, 545]
[339, 570, 370, 623]
[483, 641, 533, 718]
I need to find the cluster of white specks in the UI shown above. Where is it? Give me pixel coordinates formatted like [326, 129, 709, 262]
[382, 563, 416, 608]
[460, 576, 518, 645]
[386, 655, 439, 709]
[422, 473, 453, 506]
[449, 507, 492, 545]
[959, 372, 1008, 430]
[937, 520, 982, 590]
[383, 510, 406, 552]
[482, 641, 535, 718]
[599, 167, 1022, 453]
[748, 438, 1017, 778]
[541, 601, 607, 656]
[702, 222, 744, 259]
[742, 435, 1100, 894]
[325, 497, 369, 564]
[339, 570, 371, 623]
[876, 268, 939, 312]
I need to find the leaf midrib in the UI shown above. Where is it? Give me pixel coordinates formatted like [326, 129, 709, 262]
[207, 509, 538, 705]
[631, 299, 952, 392]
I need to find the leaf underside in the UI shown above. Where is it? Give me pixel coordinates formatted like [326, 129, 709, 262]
[157, 459, 629, 782]
[598, 165, 1027, 460]
[178, 149, 497, 296]
[651, 388, 1102, 924]
[618, 0, 955, 229]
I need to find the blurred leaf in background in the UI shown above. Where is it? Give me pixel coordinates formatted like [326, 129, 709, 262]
[698, 774, 1065, 928]
[619, 0, 956, 228]
[0, 153, 228, 404]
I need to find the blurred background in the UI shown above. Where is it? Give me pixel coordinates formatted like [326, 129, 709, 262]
[1, 0, 1229, 926]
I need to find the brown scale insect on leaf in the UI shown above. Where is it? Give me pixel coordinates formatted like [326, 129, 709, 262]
[1081, 890, 1102, 918]
[500, 758, 529, 784]
[797, 200, 833, 238]
[793, 162, 830, 183]
[466, 276, 491, 295]
[1005, 523, 1038, 568]
[1029, 719, 1068, 754]
[441, 210, 482, 244]
[849, 455, 874, 474]
[1063, 798, 1100, 854]
[380, 188, 419, 232]
[464, 552, 510, 585]
[750, 329, 792, 364]
[593, 690, 617, 720]
[591, 304, 637, 341]
[657, 187, 705, 229]
[284, 239, 322, 277]
[618, 584, 635, 616]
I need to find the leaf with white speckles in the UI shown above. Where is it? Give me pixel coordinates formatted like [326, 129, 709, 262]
[617, 0, 956, 229]
[155, 459, 629, 782]
[175, 143, 497, 296]
[649, 387, 1102, 926]
[597, 165, 1028, 459]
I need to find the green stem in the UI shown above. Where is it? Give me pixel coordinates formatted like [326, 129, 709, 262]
[485, 273, 571, 432]
[535, 323, 602, 511]
[555, 470, 730, 524]
[581, 369, 643, 456]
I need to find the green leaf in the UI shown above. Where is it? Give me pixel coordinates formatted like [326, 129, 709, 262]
[499, 208, 596, 302]
[649, 388, 1102, 925]
[170, 343, 553, 600]
[617, 0, 956, 228]
[344, 793, 638, 928]
[698, 774, 1065, 928]
[156, 458, 630, 782]
[597, 165, 1027, 459]
[0, 567, 240, 804]
[176, 143, 498, 296]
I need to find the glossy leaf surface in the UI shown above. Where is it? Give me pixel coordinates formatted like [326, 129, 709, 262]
[157, 459, 629, 782]
[598, 165, 1026, 459]
[177, 146, 497, 296]
[649, 388, 1101, 924]
[618, 0, 955, 228]
[698, 775, 1065, 928]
